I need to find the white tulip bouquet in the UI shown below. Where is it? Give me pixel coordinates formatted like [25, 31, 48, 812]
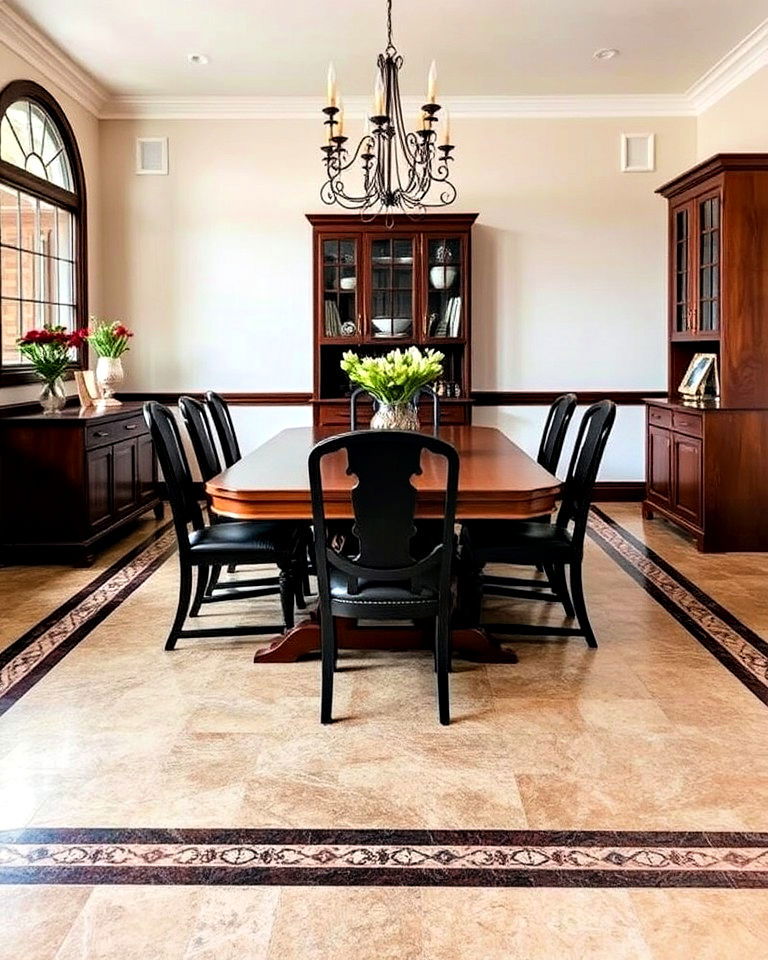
[340, 346, 444, 405]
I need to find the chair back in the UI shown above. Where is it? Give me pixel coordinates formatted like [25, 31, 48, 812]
[349, 385, 441, 430]
[179, 395, 221, 483]
[205, 391, 241, 467]
[309, 430, 459, 596]
[538, 393, 577, 474]
[143, 401, 204, 548]
[555, 400, 616, 546]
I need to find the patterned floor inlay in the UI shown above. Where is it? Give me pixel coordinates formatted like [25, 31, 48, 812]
[0, 523, 175, 717]
[588, 507, 768, 708]
[2, 828, 768, 887]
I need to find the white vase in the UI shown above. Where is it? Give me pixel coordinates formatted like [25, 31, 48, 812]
[39, 376, 67, 415]
[96, 356, 124, 405]
[429, 265, 457, 290]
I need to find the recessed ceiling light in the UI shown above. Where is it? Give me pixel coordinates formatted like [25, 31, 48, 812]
[593, 48, 619, 61]
[188, 53, 209, 65]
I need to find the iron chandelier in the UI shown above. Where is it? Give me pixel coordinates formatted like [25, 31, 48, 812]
[320, 0, 457, 217]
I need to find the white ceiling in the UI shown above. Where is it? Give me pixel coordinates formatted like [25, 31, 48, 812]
[7, 0, 768, 99]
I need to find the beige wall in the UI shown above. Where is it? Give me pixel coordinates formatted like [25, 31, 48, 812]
[98, 114, 697, 477]
[698, 65, 768, 157]
[0, 40, 100, 406]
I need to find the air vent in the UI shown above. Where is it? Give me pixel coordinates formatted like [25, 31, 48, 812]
[135, 137, 168, 175]
[621, 133, 655, 172]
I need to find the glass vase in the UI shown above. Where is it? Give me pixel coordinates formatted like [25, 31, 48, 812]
[370, 401, 420, 431]
[39, 377, 67, 415]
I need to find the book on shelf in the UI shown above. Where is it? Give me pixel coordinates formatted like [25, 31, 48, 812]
[432, 297, 461, 338]
[324, 299, 341, 336]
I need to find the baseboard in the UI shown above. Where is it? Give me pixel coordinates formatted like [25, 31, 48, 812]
[594, 481, 645, 502]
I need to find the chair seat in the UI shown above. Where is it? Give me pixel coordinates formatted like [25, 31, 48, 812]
[188, 521, 302, 563]
[328, 568, 440, 620]
[462, 519, 573, 566]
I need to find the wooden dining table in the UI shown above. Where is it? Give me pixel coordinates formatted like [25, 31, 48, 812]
[205, 425, 560, 664]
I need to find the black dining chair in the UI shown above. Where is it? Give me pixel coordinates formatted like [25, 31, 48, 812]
[204, 391, 241, 468]
[460, 399, 616, 647]
[178, 395, 305, 613]
[144, 401, 305, 649]
[482, 393, 577, 612]
[309, 430, 459, 725]
[205, 390, 313, 591]
[349, 385, 441, 430]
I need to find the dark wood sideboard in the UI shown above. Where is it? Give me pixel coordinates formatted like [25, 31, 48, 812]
[644, 154, 768, 552]
[0, 402, 162, 565]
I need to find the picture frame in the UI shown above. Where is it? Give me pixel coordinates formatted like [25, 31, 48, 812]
[678, 352, 719, 400]
[74, 370, 100, 407]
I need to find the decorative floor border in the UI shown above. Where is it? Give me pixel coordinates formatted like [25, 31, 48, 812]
[1, 828, 767, 887]
[588, 507, 768, 708]
[2, 509, 768, 888]
[0, 522, 175, 717]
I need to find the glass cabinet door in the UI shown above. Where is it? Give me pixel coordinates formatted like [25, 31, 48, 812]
[673, 204, 691, 334]
[322, 238, 359, 338]
[697, 195, 720, 334]
[369, 237, 413, 339]
[426, 237, 463, 338]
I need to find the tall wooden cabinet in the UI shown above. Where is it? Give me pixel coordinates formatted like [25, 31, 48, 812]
[306, 213, 478, 428]
[643, 154, 768, 551]
[0, 402, 162, 565]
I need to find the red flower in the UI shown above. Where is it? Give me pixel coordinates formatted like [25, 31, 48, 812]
[113, 324, 133, 338]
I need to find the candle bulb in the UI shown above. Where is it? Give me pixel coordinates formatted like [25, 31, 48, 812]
[326, 62, 337, 107]
[442, 108, 451, 145]
[428, 60, 437, 103]
[374, 72, 385, 116]
[337, 100, 344, 137]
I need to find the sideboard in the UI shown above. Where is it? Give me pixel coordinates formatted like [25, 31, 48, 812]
[0, 402, 162, 565]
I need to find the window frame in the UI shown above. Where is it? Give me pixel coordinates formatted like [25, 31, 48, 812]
[0, 79, 87, 386]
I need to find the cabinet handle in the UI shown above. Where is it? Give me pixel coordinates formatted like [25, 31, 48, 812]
[93, 431, 110, 438]
[124, 423, 138, 430]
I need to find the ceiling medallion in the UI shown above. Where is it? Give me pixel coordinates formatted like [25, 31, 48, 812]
[320, 0, 457, 220]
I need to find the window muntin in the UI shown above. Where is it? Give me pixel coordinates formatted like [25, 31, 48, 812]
[0, 99, 73, 191]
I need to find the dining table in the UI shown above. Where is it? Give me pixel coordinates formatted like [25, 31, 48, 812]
[205, 424, 561, 664]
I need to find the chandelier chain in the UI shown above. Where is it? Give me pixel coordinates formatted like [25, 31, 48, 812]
[385, 0, 395, 55]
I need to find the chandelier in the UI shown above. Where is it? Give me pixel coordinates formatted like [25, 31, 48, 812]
[320, 0, 456, 217]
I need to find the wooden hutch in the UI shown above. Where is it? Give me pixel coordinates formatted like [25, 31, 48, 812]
[307, 212, 477, 428]
[643, 154, 768, 551]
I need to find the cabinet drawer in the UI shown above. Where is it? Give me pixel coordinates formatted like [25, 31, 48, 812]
[672, 410, 702, 437]
[647, 406, 672, 428]
[85, 414, 147, 449]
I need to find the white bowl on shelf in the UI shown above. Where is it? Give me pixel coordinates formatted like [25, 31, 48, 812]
[339, 276, 356, 291]
[372, 318, 411, 336]
[430, 265, 457, 290]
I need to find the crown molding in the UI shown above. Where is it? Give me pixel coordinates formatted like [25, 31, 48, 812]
[687, 17, 768, 112]
[0, 0, 765, 123]
[0, 2, 107, 116]
[100, 92, 695, 121]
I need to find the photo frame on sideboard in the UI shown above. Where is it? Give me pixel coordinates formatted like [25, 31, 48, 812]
[678, 352, 719, 401]
[74, 370, 100, 408]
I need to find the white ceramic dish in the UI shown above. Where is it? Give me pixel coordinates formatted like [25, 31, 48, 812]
[371, 318, 412, 336]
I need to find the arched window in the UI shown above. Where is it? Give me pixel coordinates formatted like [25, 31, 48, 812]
[0, 80, 87, 384]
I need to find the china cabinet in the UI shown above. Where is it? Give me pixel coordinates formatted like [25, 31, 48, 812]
[643, 154, 768, 551]
[306, 213, 477, 427]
